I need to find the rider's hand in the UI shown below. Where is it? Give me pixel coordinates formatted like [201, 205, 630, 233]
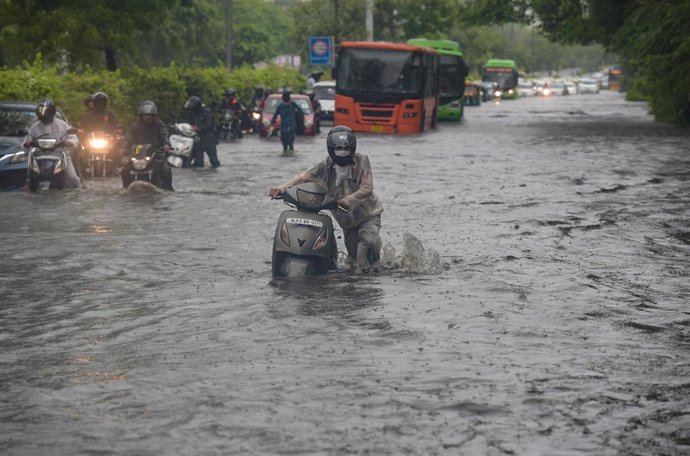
[337, 198, 351, 211]
[269, 187, 284, 198]
[162, 144, 171, 152]
[22, 141, 31, 149]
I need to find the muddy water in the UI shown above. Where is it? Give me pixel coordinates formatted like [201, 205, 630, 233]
[1, 92, 689, 455]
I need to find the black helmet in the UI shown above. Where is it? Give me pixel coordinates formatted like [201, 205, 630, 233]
[36, 99, 56, 123]
[225, 88, 235, 98]
[184, 96, 202, 112]
[138, 101, 158, 116]
[327, 125, 356, 166]
[93, 92, 109, 103]
[83, 94, 95, 106]
[281, 89, 291, 103]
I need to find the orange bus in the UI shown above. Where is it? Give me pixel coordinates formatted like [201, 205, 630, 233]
[334, 41, 439, 134]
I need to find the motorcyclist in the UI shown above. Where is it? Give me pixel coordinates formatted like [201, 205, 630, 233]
[270, 90, 304, 153]
[217, 89, 245, 139]
[78, 92, 120, 133]
[183, 96, 220, 168]
[121, 101, 174, 191]
[23, 99, 81, 189]
[269, 126, 384, 272]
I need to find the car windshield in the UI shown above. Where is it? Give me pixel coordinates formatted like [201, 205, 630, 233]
[0, 108, 37, 136]
[265, 98, 312, 115]
[313, 85, 335, 100]
[337, 48, 421, 95]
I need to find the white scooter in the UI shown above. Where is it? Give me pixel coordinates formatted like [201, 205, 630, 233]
[167, 123, 199, 168]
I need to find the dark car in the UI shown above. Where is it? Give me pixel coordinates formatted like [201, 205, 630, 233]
[0, 101, 69, 190]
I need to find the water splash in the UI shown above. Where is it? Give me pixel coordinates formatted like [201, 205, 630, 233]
[381, 232, 443, 274]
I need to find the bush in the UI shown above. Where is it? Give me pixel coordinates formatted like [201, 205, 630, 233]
[0, 57, 306, 127]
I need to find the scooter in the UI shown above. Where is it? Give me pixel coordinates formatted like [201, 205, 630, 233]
[26, 130, 76, 192]
[168, 123, 199, 168]
[271, 182, 341, 277]
[121, 144, 170, 190]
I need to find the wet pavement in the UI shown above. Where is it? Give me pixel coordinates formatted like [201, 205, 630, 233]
[1, 92, 689, 455]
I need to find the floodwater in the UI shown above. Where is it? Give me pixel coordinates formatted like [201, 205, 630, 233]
[1, 92, 689, 455]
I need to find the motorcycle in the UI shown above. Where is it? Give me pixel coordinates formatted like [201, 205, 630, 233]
[168, 123, 199, 168]
[26, 129, 77, 192]
[219, 108, 244, 140]
[271, 182, 341, 277]
[121, 144, 171, 190]
[79, 130, 122, 178]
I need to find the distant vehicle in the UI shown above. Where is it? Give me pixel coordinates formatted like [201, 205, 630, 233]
[482, 59, 519, 99]
[517, 79, 535, 97]
[259, 94, 316, 138]
[312, 80, 335, 122]
[578, 78, 600, 94]
[481, 81, 500, 101]
[334, 41, 440, 134]
[407, 38, 468, 121]
[550, 81, 566, 96]
[0, 101, 69, 191]
[564, 81, 578, 95]
[463, 81, 481, 106]
[608, 66, 623, 92]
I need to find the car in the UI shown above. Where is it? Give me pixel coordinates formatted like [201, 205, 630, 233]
[550, 81, 566, 95]
[312, 80, 335, 122]
[259, 94, 317, 138]
[578, 78, 600, 94]
[0, 101, 70, 190]
[518, 80, 535, 97]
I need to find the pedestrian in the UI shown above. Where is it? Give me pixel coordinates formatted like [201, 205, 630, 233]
[269, 126, 383, 272]
[183, 96, 220, 169]
[270, 90, 304, 153]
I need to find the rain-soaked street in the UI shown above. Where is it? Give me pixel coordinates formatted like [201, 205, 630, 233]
[1, 92, 689, 455]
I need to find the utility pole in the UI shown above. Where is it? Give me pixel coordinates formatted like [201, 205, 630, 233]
[334, 0, 340, 45]
[225, 0, 233, 70]
[366, 0, 374, 41]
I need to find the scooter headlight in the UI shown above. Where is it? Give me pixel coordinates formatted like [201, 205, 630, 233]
[494, 90, 502, 98]
[37, 138, 57, 149]
[251, 112, 261, 121]
[313, 228, 328, 250]
[280, 222, 290, 246]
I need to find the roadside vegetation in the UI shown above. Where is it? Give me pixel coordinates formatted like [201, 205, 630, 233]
[0, 0, 687, 125]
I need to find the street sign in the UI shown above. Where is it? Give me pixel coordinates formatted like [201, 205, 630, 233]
[309, 36, 333, 66]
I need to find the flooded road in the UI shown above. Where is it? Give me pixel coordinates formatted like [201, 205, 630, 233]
[1, 92, 689, 455]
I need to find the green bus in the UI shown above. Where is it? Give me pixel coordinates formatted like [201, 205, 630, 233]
[482, 59, 519, 99]
[407, 38, 468, 121]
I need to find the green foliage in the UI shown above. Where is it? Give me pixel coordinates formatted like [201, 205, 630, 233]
[0, 59, 305, 125]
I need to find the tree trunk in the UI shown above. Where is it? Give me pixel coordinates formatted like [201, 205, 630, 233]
[105, 46, 118, 71]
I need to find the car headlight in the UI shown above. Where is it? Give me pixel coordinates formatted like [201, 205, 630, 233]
[305, 121, 313, 128]
[9, 151, 27, 163]
[263, 120, 271, 127]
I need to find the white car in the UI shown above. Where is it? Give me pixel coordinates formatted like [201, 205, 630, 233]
[518, 80, 535, 97]
[578, 78, 600, 94]
[312, 80, 335, 121]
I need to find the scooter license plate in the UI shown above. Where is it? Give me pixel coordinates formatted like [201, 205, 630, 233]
[286, 218, 323, 228]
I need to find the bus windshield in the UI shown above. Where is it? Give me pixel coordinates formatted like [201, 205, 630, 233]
[482, 68, 517, 90]
[439, 55, 464, 97]
[337, 48, 422, 95]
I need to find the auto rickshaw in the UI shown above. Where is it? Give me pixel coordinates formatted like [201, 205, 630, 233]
[463, 81, 482, 106]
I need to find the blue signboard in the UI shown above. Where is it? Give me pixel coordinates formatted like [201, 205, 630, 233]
[309, 36, 333, 66]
